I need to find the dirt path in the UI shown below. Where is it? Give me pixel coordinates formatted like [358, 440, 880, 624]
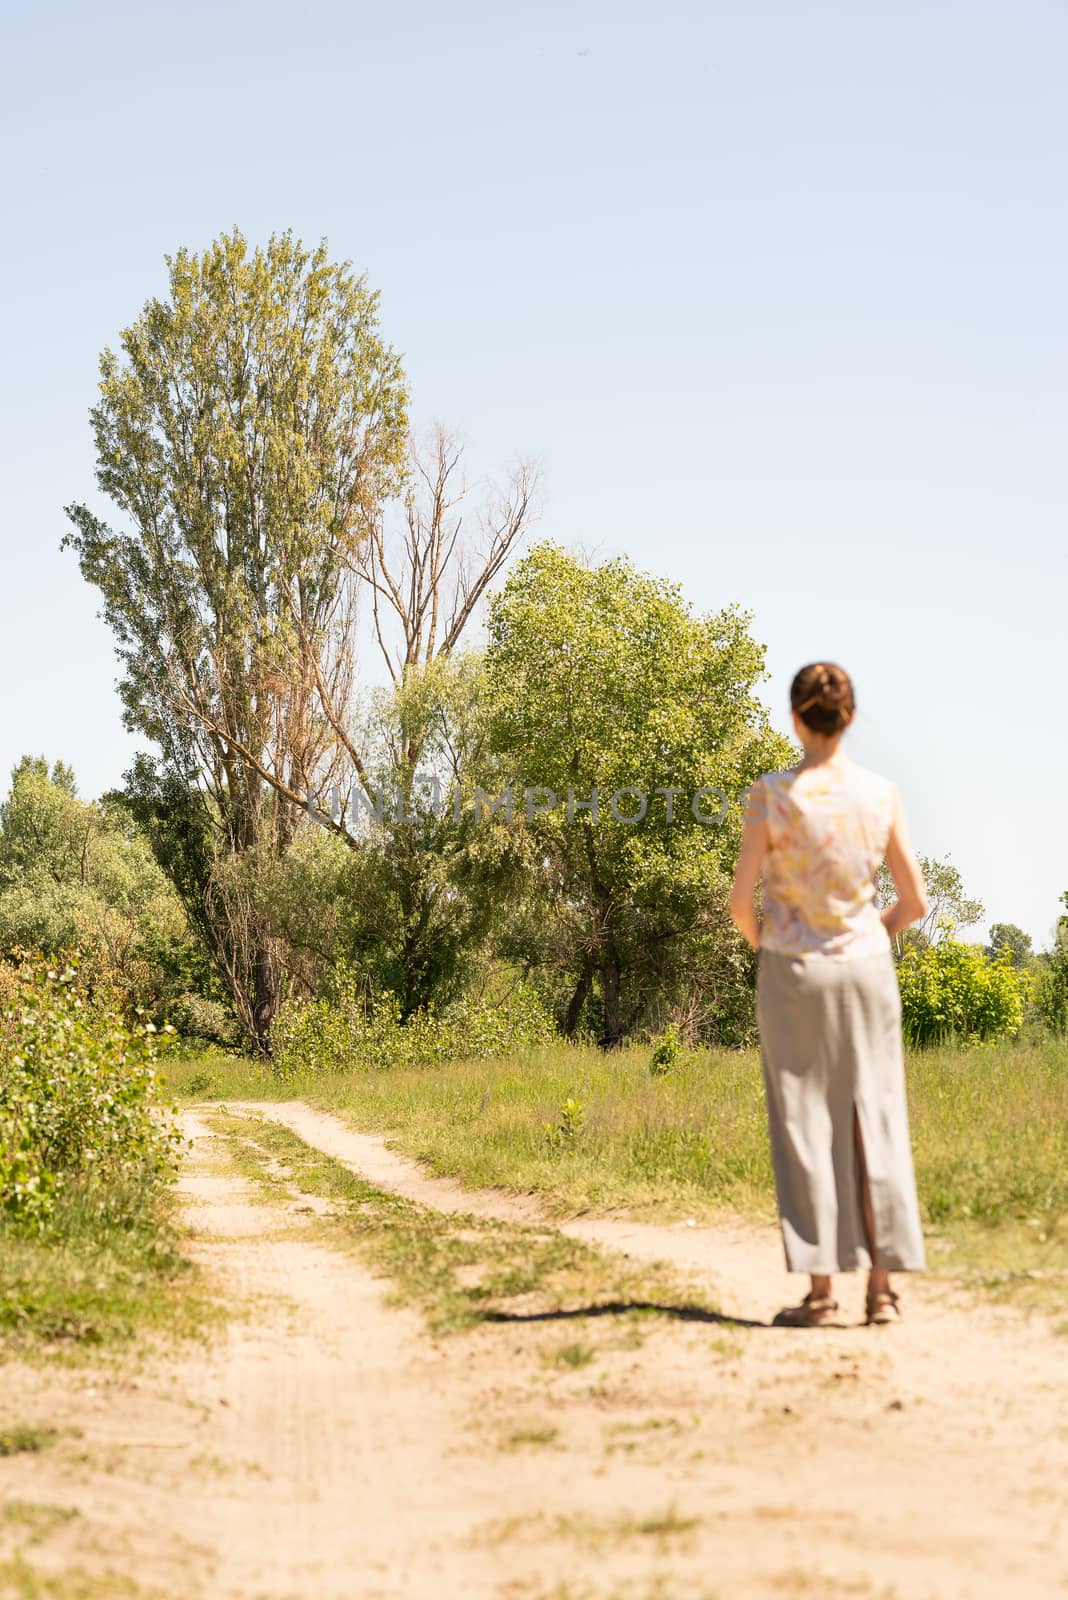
[1, 1101, 1066, 1600]
[235, 1100, 882, 1317]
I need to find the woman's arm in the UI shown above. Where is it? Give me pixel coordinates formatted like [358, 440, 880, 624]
[729, 783, 769, 950]
[881, 786, 929, 940]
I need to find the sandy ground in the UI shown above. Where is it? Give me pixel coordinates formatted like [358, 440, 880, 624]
[0, 1100, 1066, 1600]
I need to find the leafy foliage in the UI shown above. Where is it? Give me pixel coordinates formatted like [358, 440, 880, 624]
[320, 655, 532, 1019]
[1034, 891, 1068, 1034]
[896, 939, 1029, 1046]
[543, 1096, 586, 1150]
[269, 966, 556, 1079]
[1034, 951, 1068, 1034]
[648, 1024, 692, 1078]
[64, 229, 409, 1052]
[985, 922, 1033, 969]
[876, 854, 984, 956]
[483, 544, 792, 1047]
[0, 757, 213, 1026]
[0, 957, 181, 1227]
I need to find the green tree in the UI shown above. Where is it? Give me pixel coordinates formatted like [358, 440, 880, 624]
[985, 922, 1033, 969]
[1034, 891, 1068, 1034]
[299, 652, 531, 1019]
[482, 544, 791, 1047]
[876, 854, 984, 958]
[151, 647, 531, 1025]
[63, 230, 409, 1052]
[0, 757, 210, 1022]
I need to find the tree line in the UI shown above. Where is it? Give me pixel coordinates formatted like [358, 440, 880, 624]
[3, 229, 1063, 1057]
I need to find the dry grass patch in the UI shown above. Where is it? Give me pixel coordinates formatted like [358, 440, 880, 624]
[472, 1505, 700, 1552]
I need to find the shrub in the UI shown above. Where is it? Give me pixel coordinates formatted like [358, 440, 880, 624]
[270, 969, 556, 1079]
[648, 1024, 688, 1077]
[1033, 945, 1068, 1036]
[896, 939, 1029, 1047]
[0, 1109, 56, 1228]
[161, 990, 241, 1051]
[0, 758, 221, 1031]
[0, 957, 182, 1227]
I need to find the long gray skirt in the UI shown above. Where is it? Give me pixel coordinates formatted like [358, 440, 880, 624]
[756, 949, 926, 1275]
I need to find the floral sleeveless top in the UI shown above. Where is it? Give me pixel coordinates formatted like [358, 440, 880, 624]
[756, 759, 895, 961]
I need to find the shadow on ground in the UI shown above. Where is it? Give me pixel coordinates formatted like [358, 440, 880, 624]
[480, 1300, 769, 1330]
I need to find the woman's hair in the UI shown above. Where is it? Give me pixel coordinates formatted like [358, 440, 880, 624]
[790, 662, 855, 735]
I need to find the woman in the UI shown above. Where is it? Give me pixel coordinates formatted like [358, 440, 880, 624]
[729, 662, 929, 1327]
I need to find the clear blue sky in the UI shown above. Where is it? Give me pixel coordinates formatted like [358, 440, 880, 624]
[2, 0, 1065, 946]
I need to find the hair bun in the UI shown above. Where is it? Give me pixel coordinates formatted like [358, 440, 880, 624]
[790, 662, 855, 735]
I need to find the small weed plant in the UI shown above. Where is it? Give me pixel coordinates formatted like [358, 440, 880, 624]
[544, 1096, 586, 1152]
[648, 1024, 691, 1078]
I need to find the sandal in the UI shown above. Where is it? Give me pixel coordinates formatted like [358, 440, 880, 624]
[773, 1292, 839, 1328]
[866, 1289, 901, 1326]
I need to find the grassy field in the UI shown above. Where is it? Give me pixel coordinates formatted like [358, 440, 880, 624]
[164, 1036, 1068, 1303]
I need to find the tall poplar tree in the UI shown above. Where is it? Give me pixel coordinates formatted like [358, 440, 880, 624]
[64, 230, 409, 1051]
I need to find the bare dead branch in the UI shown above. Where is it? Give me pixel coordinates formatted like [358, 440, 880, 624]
[344, 426, 540, 686]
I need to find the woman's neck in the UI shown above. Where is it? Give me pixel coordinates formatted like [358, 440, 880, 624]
[796, 737, 848, 771]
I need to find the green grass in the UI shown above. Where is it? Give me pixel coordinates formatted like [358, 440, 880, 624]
[472, 1505, 701, 1551]
[168, 1035, 1068, 1301]
[166, 1042, 775, 1216]
[0, 1561, 168, 1600]
[0, 1180, 206, 1356]
[0, 1427, 58, 1458]
[500, 1425, 560, 1450]
[545, 1341, 596, 1369]
[163, 1050, 281, 1103]
[208, 1110, 724, 1336]
[0, 1503, 79, 1548]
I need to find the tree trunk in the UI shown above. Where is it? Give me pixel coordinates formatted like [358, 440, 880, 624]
[251, 946, 278, 1057]
[600, 946, 624, 1050]
[563, 957, 594, 1037]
